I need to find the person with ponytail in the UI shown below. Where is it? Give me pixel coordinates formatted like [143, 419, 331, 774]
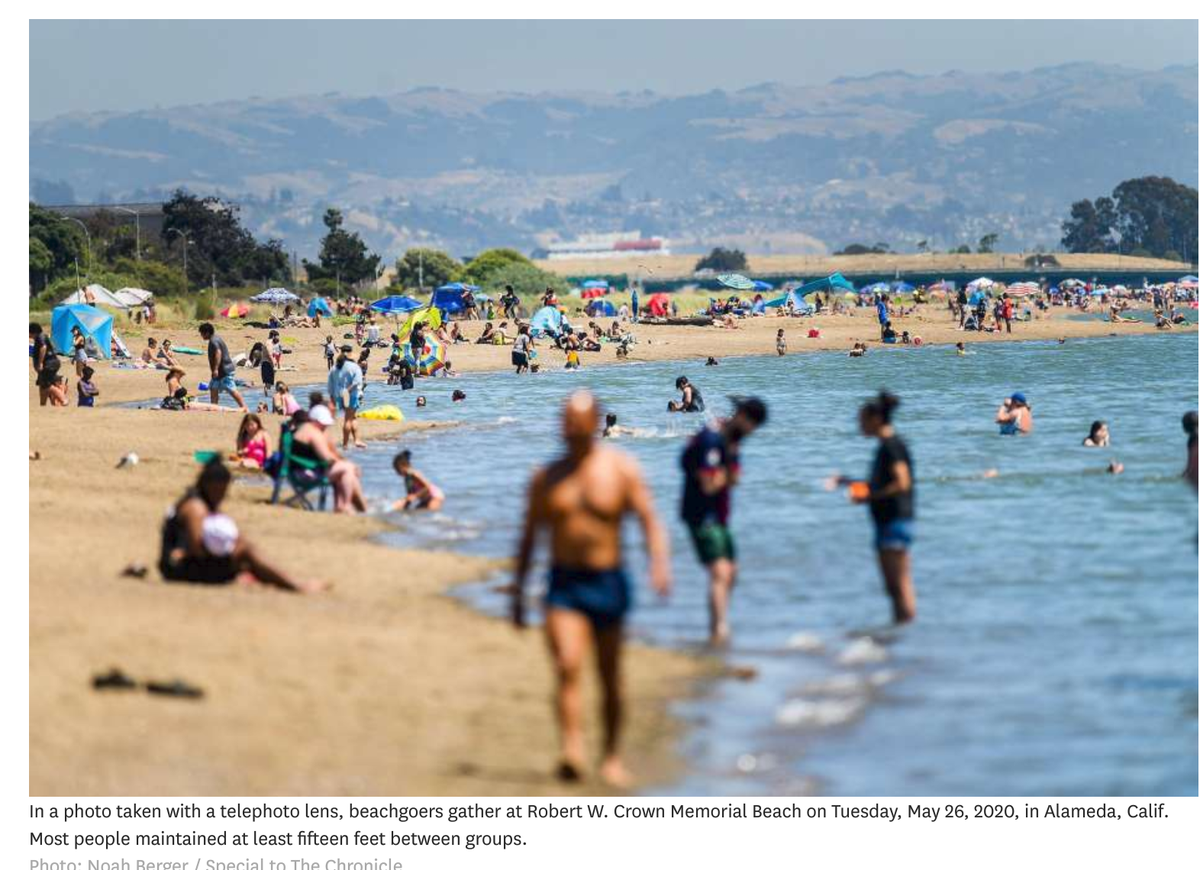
[834, 391, 917, 623]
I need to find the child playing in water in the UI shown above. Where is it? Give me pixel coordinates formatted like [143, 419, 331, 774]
[391, 450, 444, 511]
[1082, 420, 1110, 447]
[775, 329, 787, 356]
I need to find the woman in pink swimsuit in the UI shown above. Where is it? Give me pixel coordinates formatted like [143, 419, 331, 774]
[235, 413, 271, 469]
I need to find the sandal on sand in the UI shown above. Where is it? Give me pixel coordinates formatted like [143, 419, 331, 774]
[146, 680, 204, 700]
[92, 669, 138, 691]
[120, 563, 149, 579]
[555, 761, 583, 782]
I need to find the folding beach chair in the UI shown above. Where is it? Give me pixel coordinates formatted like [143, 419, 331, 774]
[269, 424, 330, 511]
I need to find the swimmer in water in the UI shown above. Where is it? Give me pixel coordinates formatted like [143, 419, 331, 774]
[1082, 420, 1110, 447]
[955, 341, 966, 356]
[391, 450, 444, 511]
[669, 376, 704, 413]
[513, 391, 671, 786]
[415, 395, 427, 408]
[996, 392, 1033, 435]
[705, 357, 719, 366]
[602, 413, 629, 439]
[1183, 411, 1197, 490]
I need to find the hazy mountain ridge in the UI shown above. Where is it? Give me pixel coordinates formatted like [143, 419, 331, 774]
[30, 63, 1198, 259]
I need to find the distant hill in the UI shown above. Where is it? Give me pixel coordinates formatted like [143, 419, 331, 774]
[29, 63, 1198, 260]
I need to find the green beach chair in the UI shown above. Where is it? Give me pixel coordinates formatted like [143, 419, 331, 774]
[270, 425, 330, 511]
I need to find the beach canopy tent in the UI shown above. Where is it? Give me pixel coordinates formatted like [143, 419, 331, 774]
[431, 283, 480, 314]
[371, 295, 424, 315]
[717, 273, 756, 291]
[586, 299, 617, 317]
[307, 297, 333, 318]
[61, 284, 128, 309]
[251, 287, 301, 304]
[764, 290, 814, 312]
[797, 273, 855, 297]
[529, 305, 563, 338]
[580, 280, 610, 297]
[114, 287, 153, 307]
[859, 281, 890, 296]
[646, 293, 671, 317]
[581, 287, 608, 299]
[52, 304, 113, 360]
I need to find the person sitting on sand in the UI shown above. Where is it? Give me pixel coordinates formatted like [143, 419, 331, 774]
[141, 337, 161, 368]
[996, 392, 1033, 435]
[292, 404, 368, 514]
[391, 450, 445, 511]
[157, 338, 179, 368]
[477, 322, 496, 344]
[1083, 420, 1110, 447]
[1110, 305, 1138, 323]
[235, 413, 271, 470]
[159, 458, 319, 591]
[164, 366, 186, 399]
[1155, 310, 1174, 329]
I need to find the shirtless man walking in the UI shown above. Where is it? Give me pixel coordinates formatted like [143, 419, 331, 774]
[513, 391, 671, 787]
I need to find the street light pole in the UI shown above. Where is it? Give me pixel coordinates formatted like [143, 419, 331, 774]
[57, 215, 92, 276]
[167, 227, 191, 291]
[114, 206, 141, 261]
[73, 257, 80, 291]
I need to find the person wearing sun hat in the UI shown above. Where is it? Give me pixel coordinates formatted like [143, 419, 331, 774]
[996, 392, 1033, 435]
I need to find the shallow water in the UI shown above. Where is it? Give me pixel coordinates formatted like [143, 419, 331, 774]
[352, 333, 1197, 796]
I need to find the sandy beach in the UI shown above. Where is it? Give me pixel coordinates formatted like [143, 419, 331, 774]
[28, 303, 1192, 795]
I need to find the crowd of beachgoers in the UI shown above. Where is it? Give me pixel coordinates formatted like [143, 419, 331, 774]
[29, 274, 1199, 787]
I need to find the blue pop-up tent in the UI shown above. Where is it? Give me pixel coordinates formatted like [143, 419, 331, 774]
[431, 283, 480, 314]
[586, 299, 617, 317]
[529, 305, 563, 337]
[371, 295, 423, 315]
[307, 297, 333, 317]
[52, 304, 113, 360]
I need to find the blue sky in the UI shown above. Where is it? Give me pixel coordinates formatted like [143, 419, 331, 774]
[30, 19, 1198, 120]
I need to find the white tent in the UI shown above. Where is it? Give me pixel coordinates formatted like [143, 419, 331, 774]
[114, 287, 153, 307]
[61, 284, 129, 309]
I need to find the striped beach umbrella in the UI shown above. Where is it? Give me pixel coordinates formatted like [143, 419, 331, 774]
[404, 334, 447, 375]
[717, 273, 756, 291]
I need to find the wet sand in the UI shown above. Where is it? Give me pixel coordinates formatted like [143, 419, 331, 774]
[28, 304, 1189, 794]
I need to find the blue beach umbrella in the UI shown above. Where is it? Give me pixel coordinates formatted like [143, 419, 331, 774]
[371, 295, 424, 315]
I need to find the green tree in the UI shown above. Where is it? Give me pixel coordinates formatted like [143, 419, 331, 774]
[483, 261, 570, 297]
[458, 248, 531, 286]
[28, 203, 85, 289]
[395, 247, 460, 290]
[29, 237, 54, 293]
[694, 247, 748, 271]
[162, 189, 287, 287]
[303, 208, 381, 290]
[1060, 197, 1117, 253]
[1111, 176, 1197, 262]
[977, 233, 999, 254]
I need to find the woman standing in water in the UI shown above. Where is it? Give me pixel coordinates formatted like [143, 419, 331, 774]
[996, 392, 1033, 435]
[836, 392, 917, 623]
